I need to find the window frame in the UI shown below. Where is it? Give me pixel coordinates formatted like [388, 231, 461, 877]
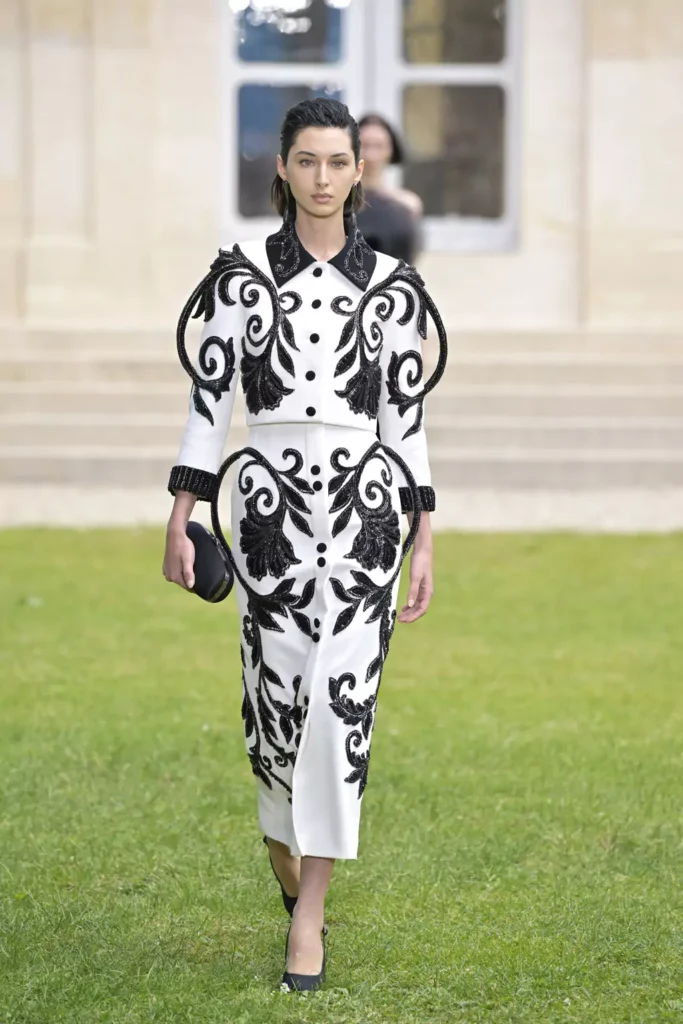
[219, 0, 522, 253]
[371, 0, 522, 252]
[219, 0, 368, 244]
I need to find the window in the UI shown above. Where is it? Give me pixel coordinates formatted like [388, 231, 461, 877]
[402, 0, 506, 65]
[372, 0, 520, 250]
[237, 0, 344, 63]
[221, 0, 520, 251]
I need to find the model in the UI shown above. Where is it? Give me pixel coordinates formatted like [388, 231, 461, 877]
[162, 97, 447, 993]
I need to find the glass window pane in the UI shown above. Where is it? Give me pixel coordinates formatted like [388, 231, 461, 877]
[237, 0, 343, 64]
[403, 0, 506, 64]
[238, 84, 343, 217]
[402, 85, 505, 219]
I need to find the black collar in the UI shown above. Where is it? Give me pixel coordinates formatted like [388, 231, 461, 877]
[265, 220, 377, 292]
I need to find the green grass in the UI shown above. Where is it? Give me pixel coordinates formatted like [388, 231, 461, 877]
[1, 528, 682, 1023]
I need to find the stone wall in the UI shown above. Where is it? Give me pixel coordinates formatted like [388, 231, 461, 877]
[0, 0, 222, 326]
[0, 0, 682, 331]
[585, 0, 683, 327]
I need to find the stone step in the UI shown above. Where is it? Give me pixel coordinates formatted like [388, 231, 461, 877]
[3, 415, 683, 451]
[2, 382, 683, 418]
[3, 326, 683, 356]
[4, 350, 683, 387]
[3, 447, 683, 490]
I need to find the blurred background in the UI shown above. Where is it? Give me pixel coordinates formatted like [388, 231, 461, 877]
[1, 0, 682, 529]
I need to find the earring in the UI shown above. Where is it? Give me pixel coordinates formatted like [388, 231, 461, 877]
[283, 180, 292, 224]
[348, 182, 358, 232]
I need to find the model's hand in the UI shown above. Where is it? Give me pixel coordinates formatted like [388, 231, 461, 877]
[398, 546, 433, 623]
[162, 526, 195, 590]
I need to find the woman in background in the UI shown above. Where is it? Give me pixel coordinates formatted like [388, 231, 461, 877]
[357, 113, 423, 264]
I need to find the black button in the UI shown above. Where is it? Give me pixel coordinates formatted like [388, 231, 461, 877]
[313, 481, 323, 492]
[314, 618, 320, 628]
[310, 333, 320, 343]
[313, 267, 323, 277]
[306, 406, 316, 417]
[317, 543, 327, 553]
[317, 557, 326, 568]
[311, 465, 320, 475]
[312, 299, 322, 309]
[305, 371, 316, 381]
[312, 632, 320, 643]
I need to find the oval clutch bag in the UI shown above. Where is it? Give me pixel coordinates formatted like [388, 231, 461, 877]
[185, 521, 234, 603]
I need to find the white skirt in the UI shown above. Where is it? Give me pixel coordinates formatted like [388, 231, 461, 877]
[220, 423, 415, 860]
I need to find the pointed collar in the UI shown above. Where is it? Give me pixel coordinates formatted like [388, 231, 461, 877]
[265, 220, 377, 292]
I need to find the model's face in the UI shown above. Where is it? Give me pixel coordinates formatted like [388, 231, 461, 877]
[359, 122, 393, 173]
[278, 127, 362, 220]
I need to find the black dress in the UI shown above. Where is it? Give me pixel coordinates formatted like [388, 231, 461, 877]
[356, 188, 422, 265]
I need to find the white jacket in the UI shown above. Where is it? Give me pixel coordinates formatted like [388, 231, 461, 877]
[169, 222, 447, 511]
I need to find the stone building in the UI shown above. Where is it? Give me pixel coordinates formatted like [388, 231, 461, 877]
[1, 0, 682, 526]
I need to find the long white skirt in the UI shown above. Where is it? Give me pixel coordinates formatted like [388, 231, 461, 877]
[224, 423, 411, 860]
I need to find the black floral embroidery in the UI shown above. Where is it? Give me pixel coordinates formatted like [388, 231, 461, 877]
[323, 441, 425, 798]
[190, 335, 236, 426]
[207, 446, 319, 796]
[328, 672, 376, 740]
[344, 730, 371, 797]
[175, 245, 302, 421]
[238, 447, 314, 581]
[240, 285, 302, 415]
[267, 221, 303, 282]
[330, 292, 381, 418]
[240, 272, 302, 414]
[331, 261, 448, 427]
[385, 348, 425, 438]
[266, 221, 377, 291]
[329, 573, 397, 684]
[338, 226, 376, 290]
[328, 672, 377, 797]
[328, 445, 400, 572]
[175, 249, 244, 424]
[240, 576, 316, 794]
[327, 573, 397, 798]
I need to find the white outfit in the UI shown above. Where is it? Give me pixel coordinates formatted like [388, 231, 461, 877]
[169, 222, 447, 859]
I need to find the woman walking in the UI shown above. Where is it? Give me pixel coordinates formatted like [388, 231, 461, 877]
[162, 98, 447, 992]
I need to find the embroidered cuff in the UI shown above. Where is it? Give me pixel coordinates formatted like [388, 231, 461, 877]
[168, 465, 218, 503]
[399, 485, 436, 513]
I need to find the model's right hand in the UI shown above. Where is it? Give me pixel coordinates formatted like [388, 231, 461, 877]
[162, 527, 195, 590]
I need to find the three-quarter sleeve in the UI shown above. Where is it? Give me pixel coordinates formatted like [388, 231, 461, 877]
[168, 269, 243, 503]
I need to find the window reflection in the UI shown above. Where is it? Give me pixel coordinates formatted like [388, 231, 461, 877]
[239, 84, 343, 217]
[403, 0, 506, 64]
[237, 0, 343, 64]
[403, 85, 505, 218]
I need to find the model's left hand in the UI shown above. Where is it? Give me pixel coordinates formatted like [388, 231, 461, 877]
[398, 546, 433, 623]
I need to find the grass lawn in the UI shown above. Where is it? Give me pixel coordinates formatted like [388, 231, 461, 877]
[0, 527, 682, 1024]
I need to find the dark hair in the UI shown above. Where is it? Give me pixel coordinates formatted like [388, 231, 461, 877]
[271, 97, 365, 219]
[358, 113, 404, 165]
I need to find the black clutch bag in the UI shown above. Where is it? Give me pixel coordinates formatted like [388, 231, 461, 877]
[185, 521, 234, 603]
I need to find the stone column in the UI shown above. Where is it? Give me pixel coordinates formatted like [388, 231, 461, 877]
[24, 0, 94, 319]
[0, 0, 25, 319]
[585, 0, 683, 327]
[151, 0, 223, 319]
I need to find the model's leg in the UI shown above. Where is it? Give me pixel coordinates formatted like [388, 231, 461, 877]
[286, 856, 334, 974]
[264, 837, 300, 897]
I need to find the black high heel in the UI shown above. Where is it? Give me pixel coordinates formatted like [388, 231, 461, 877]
[280, 924, 328, 993]
[263, 836, 298, 917]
